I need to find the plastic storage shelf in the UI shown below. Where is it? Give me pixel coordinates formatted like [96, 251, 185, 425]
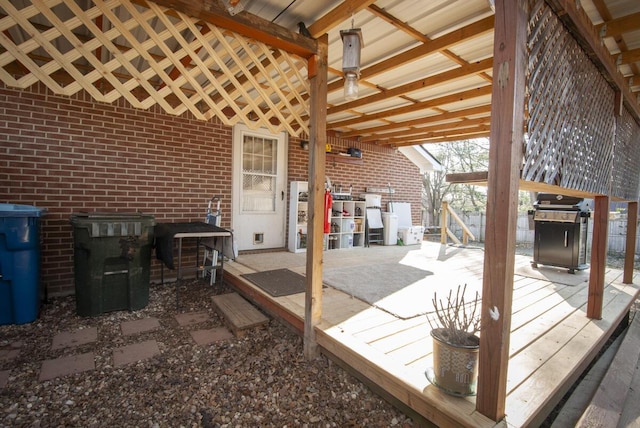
[0, 203, 46, 325]
[70, 212, 155, 317]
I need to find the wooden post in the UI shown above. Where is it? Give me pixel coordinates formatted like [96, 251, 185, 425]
[623, 201, 637, 284]
[303, 34, 328, 360]
[476, 0, 528, 421]
[440, 201, 448, 244]
[587, 195, 609, 319]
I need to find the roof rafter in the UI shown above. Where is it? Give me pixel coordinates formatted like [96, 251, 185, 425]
[307, 0, 377, 37]
[387, 127, 491, 146]
[367, 4, 493, 83]
[594, 12, 640, 38]
[360, 117, 490, 142]
[327, 15, 494, 93]
[340, 104, 492, 138]
[329, 85, 492, 129]
[328, 57, 493, 115]
[142, 0, 317, 58]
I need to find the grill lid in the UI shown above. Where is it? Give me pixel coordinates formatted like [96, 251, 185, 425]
[533, 194, 590, 212]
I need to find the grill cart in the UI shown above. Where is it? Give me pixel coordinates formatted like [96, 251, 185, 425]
[530, 194, 591, 274]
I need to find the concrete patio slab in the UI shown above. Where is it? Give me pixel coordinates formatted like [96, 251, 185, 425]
[174, 311, 210, 327]
[52, 327, 98, 350]
[190, 327, 233, 346]
[120, 317, 160, 336]
[0, 370, 9, 389]
[39, 352, 95, 381]
[113, 340, 160, 367]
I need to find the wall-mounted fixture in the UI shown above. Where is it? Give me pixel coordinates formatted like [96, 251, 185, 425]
[300, 140, 309, 150]
[340, 28, 363, 101]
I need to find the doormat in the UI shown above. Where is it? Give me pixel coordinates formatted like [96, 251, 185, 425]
[241, 268, 307, 297]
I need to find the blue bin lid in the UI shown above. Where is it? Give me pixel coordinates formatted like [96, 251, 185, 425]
[0, 203, 46, 217]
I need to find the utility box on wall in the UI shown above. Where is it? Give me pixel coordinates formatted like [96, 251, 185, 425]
[70, 212, 155, 316]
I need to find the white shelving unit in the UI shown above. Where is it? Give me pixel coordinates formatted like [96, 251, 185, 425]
[327, 199, 366, 250]
[288, 181, 308, 253]
[289, 181, 366, 252]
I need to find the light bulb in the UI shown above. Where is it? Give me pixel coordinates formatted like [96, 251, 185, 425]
[344, 72, 359, 101]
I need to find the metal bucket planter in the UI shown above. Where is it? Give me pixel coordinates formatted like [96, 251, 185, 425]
[427, 328, 480, 396]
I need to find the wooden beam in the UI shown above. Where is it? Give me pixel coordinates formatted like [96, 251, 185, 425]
[618, 48, 640, 66]
[588, 195, 609, 319]
[595, 12, 640, 39]
[361, 118, 490, 143]
[328, 85, 492, 129]
[440, 201, 449, 244]
[382, 125, 491, 146]
[307, 0, 377, 38]
[476, 0, 528, 422]
[328, 57, 494, 115]
[623, 201, 637, 284]
[304, 34, 328, 360]
[340, 105, 492, 138]
[142, 0, 317, 58]
[446, 171, 490, 184]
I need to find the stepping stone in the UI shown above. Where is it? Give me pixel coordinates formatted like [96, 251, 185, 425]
[190, 327, 233, 346]
[113, 340, 160, 367]
[0, 370, 9, 389]
[174, 311, 210, 327]
[39, 352, 95, 381]
[0, 341, 23, 363]
[52, 327, 98, 350]
[120, 317, 160, 336]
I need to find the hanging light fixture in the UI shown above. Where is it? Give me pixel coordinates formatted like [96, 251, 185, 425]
[340, 27, 363, 101]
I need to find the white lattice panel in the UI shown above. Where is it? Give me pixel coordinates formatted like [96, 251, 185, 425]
[0, 0, 310, 136]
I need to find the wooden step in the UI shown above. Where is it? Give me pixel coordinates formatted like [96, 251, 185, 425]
[576, 311, 640, 428]
[212, 292, 269, 337]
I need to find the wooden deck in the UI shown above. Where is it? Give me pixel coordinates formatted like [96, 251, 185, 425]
[223, 241, 640, 428]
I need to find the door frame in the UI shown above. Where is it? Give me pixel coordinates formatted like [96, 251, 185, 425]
[231, 123, 288, 251]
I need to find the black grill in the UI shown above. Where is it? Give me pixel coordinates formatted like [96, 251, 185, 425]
[530, 194, 591, 273]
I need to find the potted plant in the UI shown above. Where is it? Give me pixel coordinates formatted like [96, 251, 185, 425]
[426, 283, 481, 396]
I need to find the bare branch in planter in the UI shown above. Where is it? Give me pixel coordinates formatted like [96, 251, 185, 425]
[427, 283, 481, 345]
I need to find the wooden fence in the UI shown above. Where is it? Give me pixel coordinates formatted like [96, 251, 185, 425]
[441, 212, 639, 254]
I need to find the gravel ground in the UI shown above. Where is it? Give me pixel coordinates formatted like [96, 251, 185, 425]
[1, 280, 415, 428]
[2, 247, 637, 427]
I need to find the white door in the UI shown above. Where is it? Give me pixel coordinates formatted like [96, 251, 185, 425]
[232, 124, 288, 251]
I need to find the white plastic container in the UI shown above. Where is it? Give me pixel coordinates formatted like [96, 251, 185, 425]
[399, 226, 423, 245]
[382, 212, 398, 245]
[360, 193, 382, 207]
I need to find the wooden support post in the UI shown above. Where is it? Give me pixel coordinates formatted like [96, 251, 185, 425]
[303, 35, 328, 360]
[623, 201, 637, 284]
[440, 201, 448, 244]
[586, 196, 609, 319]
[476, 0, 528, 421]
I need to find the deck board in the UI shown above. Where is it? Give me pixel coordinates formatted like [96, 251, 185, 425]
[506, 282, 639, 427]
[227, 242, 638, 428]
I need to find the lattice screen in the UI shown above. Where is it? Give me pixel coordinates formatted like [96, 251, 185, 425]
[0, 0, 310, 136]
[611, 108, 640, 201]
[524, 0, 615, 195]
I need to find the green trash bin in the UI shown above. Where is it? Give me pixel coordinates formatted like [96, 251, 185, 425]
[70, 212, 155, 317]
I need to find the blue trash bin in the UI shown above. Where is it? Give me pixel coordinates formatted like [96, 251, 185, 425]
[0, 203, 46, 325]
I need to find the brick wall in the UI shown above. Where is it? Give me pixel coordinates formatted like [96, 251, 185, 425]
[1, 82, 423, 297]
[287, 134, 423, 224]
